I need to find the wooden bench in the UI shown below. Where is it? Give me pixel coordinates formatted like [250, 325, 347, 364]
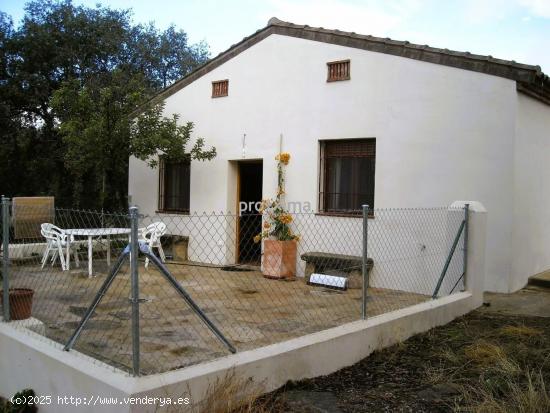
[300, 251, 374, 289]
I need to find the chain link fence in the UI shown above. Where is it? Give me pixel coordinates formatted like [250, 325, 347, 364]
[0, 197, 467, 376]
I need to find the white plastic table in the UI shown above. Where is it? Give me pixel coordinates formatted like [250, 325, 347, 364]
[64, 228, 131, 277]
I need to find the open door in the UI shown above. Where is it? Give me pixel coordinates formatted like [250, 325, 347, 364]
[237, 161, 263, 264]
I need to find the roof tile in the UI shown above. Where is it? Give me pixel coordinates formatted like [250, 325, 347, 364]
[133, 17, 549, 114]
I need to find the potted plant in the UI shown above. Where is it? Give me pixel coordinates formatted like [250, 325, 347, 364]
[1, 271, 34, 320]
[254, 152, 300, 279]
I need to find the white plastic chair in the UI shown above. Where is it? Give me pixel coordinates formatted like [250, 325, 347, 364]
[40, 223, 79, 271]
[139, 222, 167, 268]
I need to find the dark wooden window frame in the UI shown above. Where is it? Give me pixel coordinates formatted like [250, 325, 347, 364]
[318, 138, 376, 217]
[212, 79, 229, 97]
[157, 156, 191, 214]
[327, 59, 350, 82]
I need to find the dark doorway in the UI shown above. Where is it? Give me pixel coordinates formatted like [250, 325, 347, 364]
[237, 161, 263, 264]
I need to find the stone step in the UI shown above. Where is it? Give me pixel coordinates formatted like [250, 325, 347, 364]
[528, 271, 550, 289]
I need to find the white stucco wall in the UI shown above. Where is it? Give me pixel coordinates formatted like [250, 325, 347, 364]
[511, 93, 550, 292]
[129, 33, 520, 291]
[292, 207, 465, 296]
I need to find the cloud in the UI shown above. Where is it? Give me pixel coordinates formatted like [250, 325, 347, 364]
[519, 0, 550, 18]
[463, 0, 517, 23]
[461, 0, 550, 23]
[253, 0, 549, 72]
[259, 0, 420, 36]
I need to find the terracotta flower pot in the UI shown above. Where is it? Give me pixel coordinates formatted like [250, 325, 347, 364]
[1, 288, 34, 320]
[262, 240, 297, 279]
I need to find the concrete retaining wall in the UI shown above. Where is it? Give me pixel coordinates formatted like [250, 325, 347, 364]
[0, 202, 486, 412]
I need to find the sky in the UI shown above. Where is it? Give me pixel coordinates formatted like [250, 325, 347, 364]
[2, 0, 550, 73]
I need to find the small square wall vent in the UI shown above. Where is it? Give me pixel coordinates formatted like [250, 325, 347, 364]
[327, 60, 350, 82]
[212, 80, 229, 97]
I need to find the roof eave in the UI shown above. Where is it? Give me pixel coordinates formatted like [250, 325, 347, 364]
[130, 24, 275, 117]
[131, 18, 550, 116]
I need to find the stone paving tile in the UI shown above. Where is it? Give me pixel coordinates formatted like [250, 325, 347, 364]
[9, 260, 429, 374]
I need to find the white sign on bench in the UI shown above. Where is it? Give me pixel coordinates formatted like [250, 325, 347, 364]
[309, 273, 348, 290]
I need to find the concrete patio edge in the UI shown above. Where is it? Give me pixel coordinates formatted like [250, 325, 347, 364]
[0, 202, 487, 412]
[0, 291, 478, 412]
[131, 292, 478, 402]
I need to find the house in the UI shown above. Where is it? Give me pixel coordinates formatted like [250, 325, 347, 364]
[128, 18, 550, 294]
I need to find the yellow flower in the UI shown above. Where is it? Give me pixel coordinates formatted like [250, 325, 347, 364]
[253, 235, 261, 243]
[278, 213, 293, 224]
[263, 221, 271, 229]
[258, 200, 267, 213]
[275, 152, 291, 165]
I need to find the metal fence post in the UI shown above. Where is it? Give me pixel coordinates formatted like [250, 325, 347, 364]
[463, 203, 470, 282]
[129, 206, 140, 376]
[2, 196, 10, 322]
[362, 204, 369, 320]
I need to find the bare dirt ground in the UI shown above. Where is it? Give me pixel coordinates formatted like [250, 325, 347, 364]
[10, 259, 427, 374]
[255, 287, 550, 412]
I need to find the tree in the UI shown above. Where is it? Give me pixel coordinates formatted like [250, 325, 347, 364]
[127, 23, 209, 89]
[1, 1, 134, 206]
[130, 104, 217, 166]
[0, 0, 212, 210]
[52, 71, 215, 210]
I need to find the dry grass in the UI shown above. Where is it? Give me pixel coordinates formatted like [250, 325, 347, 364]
[500, 325, 543, 339]
[440, 347, 462, 365]
[267, 311, 550, 412]
[383, 340, 408, 363]
[456, 370, 550, 413]
[425, 364, 460, 385]
[464, 340, 521, 375]
[190, 370, 282, 413]
[456, 332, 549, 412]
[492, 355, 522, 376]
[152, 370, 279, 413]
[464, 341, 506, 366]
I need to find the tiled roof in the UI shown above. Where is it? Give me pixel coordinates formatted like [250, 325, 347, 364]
[135, 17, 550, 113]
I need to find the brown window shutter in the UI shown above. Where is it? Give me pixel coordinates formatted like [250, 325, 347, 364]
[324, 139, 375, 158]
[319, 138, 376, 214]
[158, 156, 191, 213]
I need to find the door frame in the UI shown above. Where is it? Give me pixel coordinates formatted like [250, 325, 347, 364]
[235, 159, 263, 264]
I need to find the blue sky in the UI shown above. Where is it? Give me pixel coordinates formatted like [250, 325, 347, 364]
[3, 0, 550, 73]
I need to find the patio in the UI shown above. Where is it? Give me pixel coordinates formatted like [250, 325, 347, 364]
[9, 258, 428, 374]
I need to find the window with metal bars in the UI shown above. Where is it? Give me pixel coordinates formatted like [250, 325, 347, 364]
[212, 79, 229, 97]
[158, 157, 190, 213]
[319, 139, 376, 214]
[327, 60, 350, 82]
